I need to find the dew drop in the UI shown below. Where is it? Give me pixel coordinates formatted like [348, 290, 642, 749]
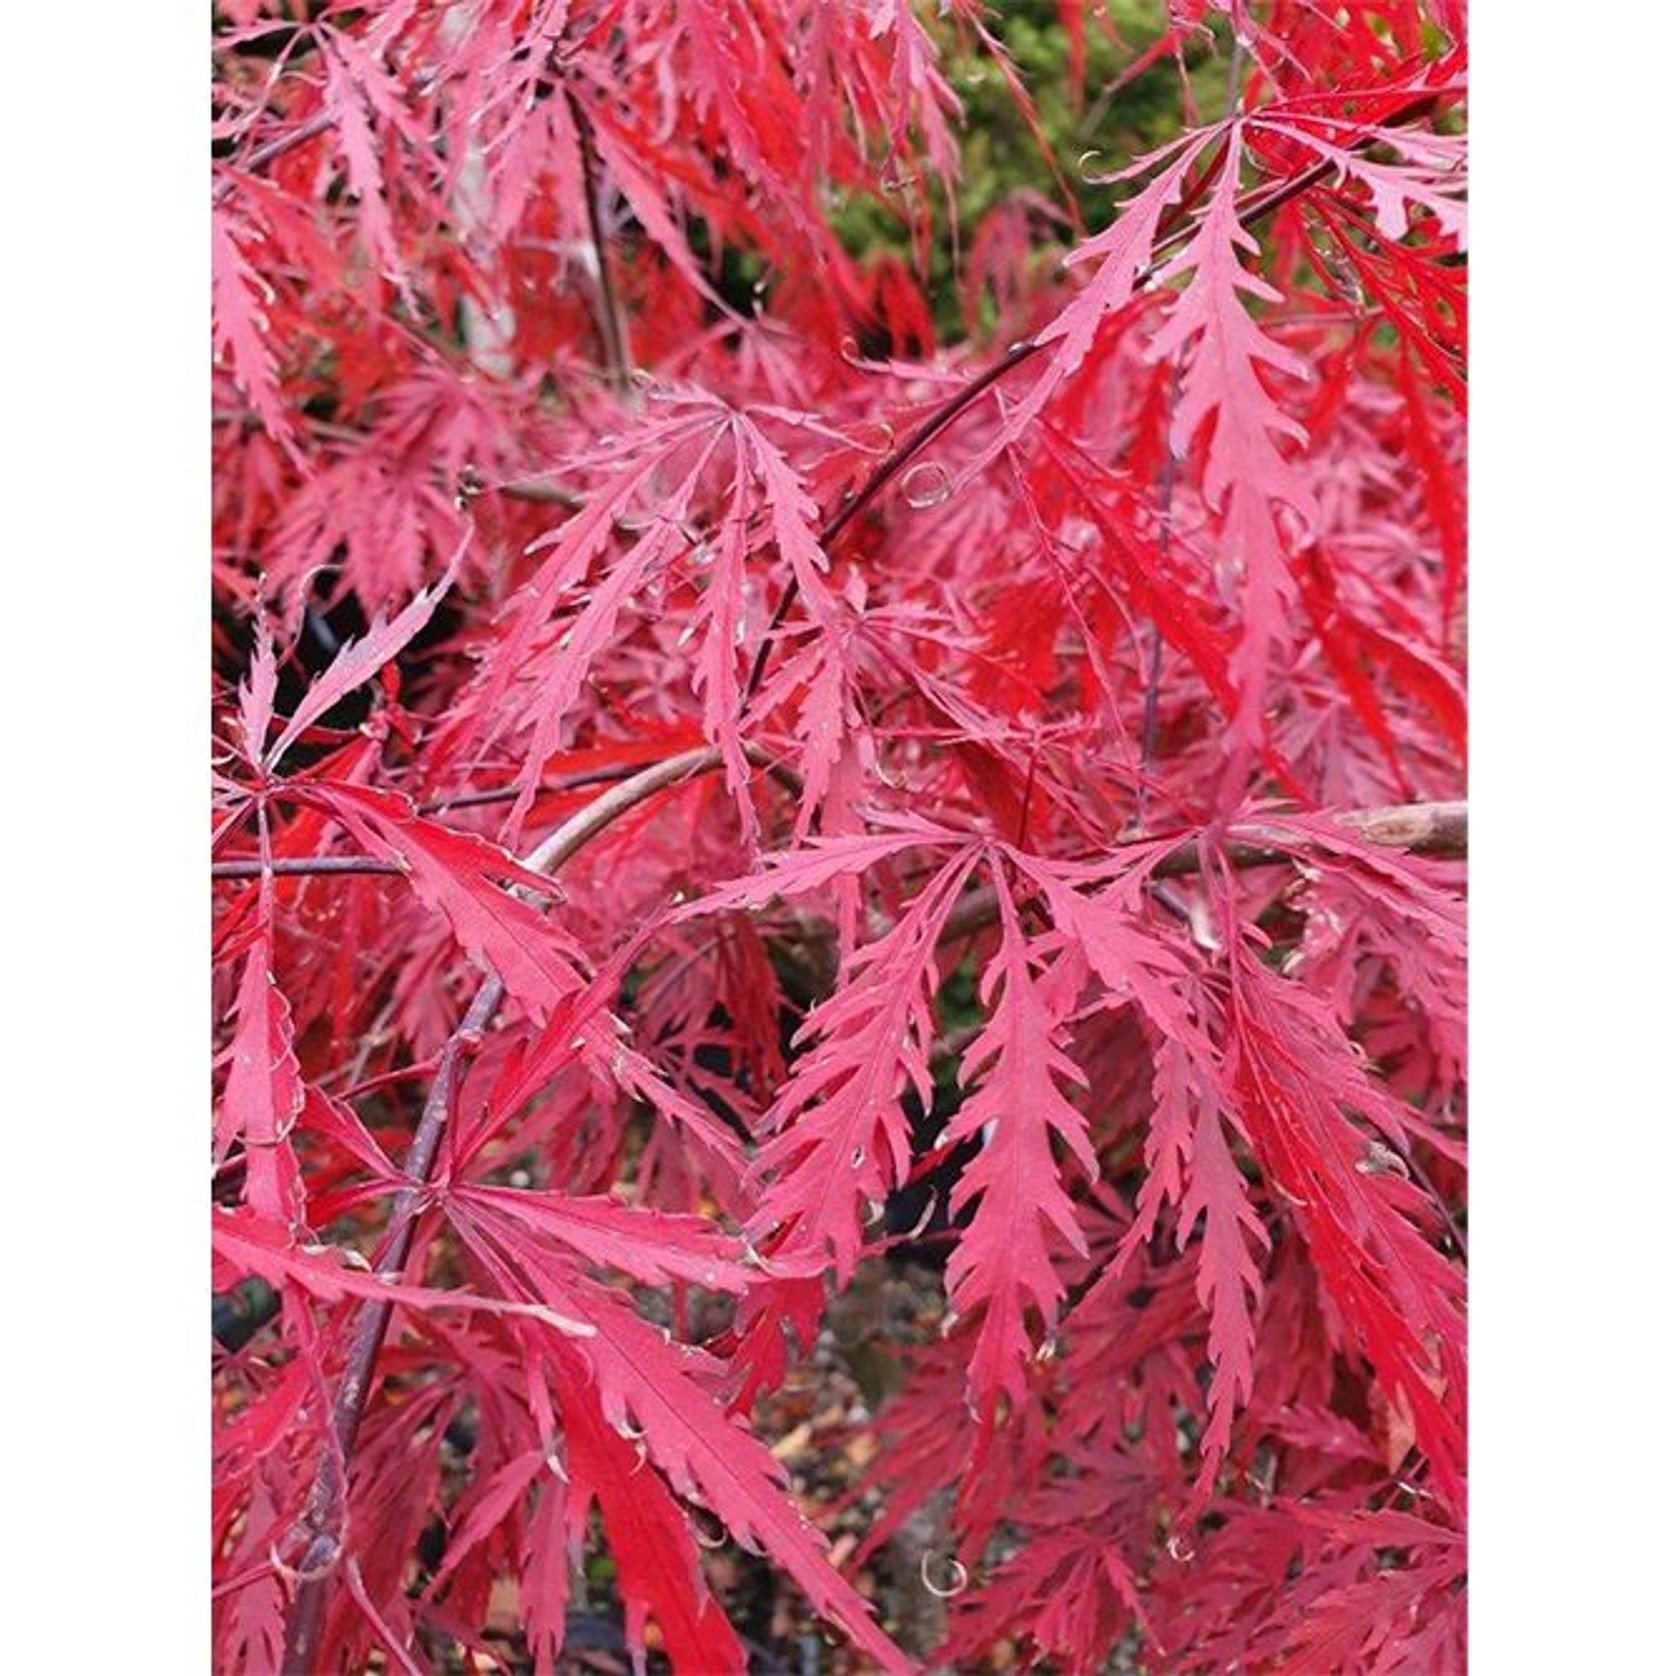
[1165, 1532, 1196, 1562]
[920, 1553, 969, 1598]
[900, 460, 952, 510]
[1076, 148, 1110, 184]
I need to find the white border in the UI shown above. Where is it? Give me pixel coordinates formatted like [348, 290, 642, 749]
[5, 0, 205, 1663]
[1472, 0, 1672, 1665]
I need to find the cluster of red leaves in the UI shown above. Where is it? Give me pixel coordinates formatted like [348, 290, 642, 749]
[213, 2, 1466, 1671]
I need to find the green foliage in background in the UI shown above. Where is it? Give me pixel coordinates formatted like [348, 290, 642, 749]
[831, 2, 1230, 342]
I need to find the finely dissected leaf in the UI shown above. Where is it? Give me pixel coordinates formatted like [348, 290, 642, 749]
[211, 204, 295, 454]
[557, 1371, 747, 1674]
[211, 1207, 594, 1337]
[969, 128, 1218, 473]
[446, 1219, 912, 1674]
[1176, 1095, 1268, 1488]
[300, 782, 588, 1015]
[944, 875, 1095, 1409]
[266, 547, 462, 768]
[217, 935, 304, 1226]
[1223, 936, 1465, 1508]
[741, 847, 978, 1275]
[1016, 842, 1205, 1048]
[1144, 129, 1318, 766]
[1253, 110, 1467, 246]
[445, 1183, 756, 1293]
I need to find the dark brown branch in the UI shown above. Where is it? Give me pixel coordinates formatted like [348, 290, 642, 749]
[280, 976, 502, 1675]
[213, 58, 450, 206]
[279, 746, 738, 1671]
[213, 855, 402, 882]
[566, 89, 632, 390]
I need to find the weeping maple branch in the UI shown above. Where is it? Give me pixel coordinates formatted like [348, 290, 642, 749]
[279, 744, 737, 1672]
[279, 975, 503, 1674]
[215, 746, 787, 881]
[212, 113, 332, 205]
[214, 797, 1464, 886]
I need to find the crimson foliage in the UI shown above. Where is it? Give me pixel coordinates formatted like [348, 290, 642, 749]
[212, 3, 1467, 1670]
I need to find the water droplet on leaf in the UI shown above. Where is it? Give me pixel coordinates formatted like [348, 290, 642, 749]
[900, 460, 952, 510]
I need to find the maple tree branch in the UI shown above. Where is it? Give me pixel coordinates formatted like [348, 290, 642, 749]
[212, 113, 332, 205]
[421, 743, 798, 816]
[213, 855, 402, 881]
[566, 89, 633, 390]
[215, 748, 793, 887]
[280, 976, 503, 1674]
[519, 744, 731, 871]
[1157, 797, 1466, 873]
[743, 339, 1043, 704]
[935, 801, 1466, 947]
[279, 745, 739, 1672]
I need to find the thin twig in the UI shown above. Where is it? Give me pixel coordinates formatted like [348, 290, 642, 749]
[279, 746, 738, 1671]
[212, 113, 331, 205]
[215, 750, 795, 887]
[742, 339, 1042, 705]
[566, 88, 632, 390]
[214, 855, 403, 881]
